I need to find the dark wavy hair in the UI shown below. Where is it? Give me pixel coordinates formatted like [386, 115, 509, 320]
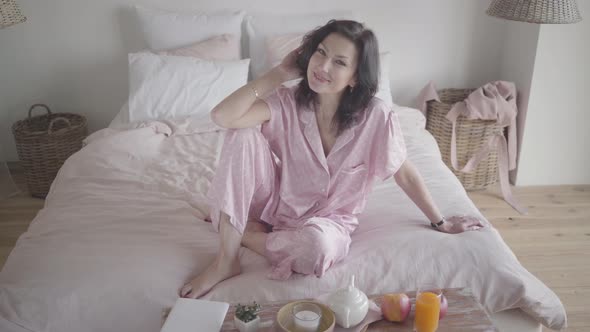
[295, 20, 380, 135]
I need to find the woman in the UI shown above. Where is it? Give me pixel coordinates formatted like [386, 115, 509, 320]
[180, 20, 483, 299]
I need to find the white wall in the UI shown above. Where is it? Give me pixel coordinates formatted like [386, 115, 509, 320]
[516, 1, 590, 185]
[0, 0, 505, 162]
[2, 0, 586, 185]
[498, 21, 540, 184]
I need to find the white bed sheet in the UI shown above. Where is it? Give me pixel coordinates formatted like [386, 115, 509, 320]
[0, 115, 565, 332]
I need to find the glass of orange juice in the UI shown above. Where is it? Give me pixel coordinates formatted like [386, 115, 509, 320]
[413, 285, 442, 332]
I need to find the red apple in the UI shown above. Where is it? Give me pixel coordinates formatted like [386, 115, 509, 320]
[439, 294, 448, 320]
[381, 293, 411, 322]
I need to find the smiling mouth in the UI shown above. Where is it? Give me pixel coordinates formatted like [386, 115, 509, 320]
[313, 72, 330, 83]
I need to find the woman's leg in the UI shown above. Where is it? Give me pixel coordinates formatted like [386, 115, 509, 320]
[180, 128, 276, 298]
[265, 217, 352, 280]
[242, 220, 269, 256]
[180, 213, 241, 298]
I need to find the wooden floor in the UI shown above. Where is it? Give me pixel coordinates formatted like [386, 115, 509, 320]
[468, 184, 590, 332]
[1, 165, 589, 331]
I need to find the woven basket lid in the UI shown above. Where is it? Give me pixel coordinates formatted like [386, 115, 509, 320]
[486, 0, 583, 24]
[0, 0, 27, 28]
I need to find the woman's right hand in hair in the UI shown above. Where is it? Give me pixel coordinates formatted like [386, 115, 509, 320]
[273, 48, 302, 82]
[211, 48, 301, 129]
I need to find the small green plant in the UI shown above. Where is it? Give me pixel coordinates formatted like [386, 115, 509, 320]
[234, 301, 261, 323]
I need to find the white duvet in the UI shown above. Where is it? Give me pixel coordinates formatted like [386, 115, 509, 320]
[0, 111, 566, 332]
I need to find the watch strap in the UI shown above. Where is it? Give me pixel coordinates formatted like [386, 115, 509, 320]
[431, 217, 445, 228]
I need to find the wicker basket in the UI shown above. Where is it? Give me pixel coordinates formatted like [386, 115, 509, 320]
[426, 89, 504, 191]
[11, 104, 87, 198]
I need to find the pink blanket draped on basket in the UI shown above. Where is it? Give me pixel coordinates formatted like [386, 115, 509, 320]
[417, 81, 526, 214]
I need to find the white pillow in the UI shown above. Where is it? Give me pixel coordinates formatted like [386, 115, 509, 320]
[135, 5, 245, 51]
[109, 103, 130, 129]
[245, 11, 353, 80]
[111, 34, 243, 128]
[393, 105, 427, 135]
[127, 52, 249, 127]
[375, 52, 394, 107]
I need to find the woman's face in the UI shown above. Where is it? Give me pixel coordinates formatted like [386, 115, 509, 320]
[307, 33, 358, 96]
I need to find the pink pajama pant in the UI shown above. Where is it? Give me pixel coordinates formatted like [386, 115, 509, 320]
[207, 128, 351, 280]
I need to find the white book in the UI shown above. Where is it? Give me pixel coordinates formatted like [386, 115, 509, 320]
[161, 298, 230, 332]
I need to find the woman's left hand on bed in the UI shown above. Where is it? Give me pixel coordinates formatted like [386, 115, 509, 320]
[437, 215, 484, 234]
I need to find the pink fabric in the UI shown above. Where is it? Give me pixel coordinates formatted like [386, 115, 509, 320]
[156, 34, 240, 61]
[206, 85, 407, 279]
[265, 217, 352, 280]
[265, 33, 303, 70]
[260, 86, 407, 229]
[416, 80, 440, 116]
[206, 128, 353, 280]
[416, 81, 526, 214]
[207, 128, 278, 235]
[446, 81, 518, 171]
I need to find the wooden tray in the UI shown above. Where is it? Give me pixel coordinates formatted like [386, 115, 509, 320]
[220, 288, 498, 331]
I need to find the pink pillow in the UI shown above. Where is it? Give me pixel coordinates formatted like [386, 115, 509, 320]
[157, 34, 240, 61]
[265, 33, 303, 72]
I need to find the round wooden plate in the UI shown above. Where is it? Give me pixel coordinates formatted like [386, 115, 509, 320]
[276, 301, 335, 332]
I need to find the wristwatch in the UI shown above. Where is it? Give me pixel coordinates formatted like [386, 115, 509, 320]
[431, 216, 446, 229]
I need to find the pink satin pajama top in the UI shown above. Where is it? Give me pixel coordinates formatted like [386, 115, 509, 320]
[258, 85, 407, 233]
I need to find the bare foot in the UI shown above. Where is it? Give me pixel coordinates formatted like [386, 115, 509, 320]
[179, 258, 241, 298]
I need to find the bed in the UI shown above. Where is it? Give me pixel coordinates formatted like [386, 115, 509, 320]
[0, 6, 567, 332]
[0, 104, 566, 332]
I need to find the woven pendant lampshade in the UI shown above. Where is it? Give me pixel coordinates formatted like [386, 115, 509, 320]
[487, 0, 583, 24]
[0, 0, 26, 29]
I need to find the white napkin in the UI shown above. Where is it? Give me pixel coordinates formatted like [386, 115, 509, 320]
[161, 298, 229, 332]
